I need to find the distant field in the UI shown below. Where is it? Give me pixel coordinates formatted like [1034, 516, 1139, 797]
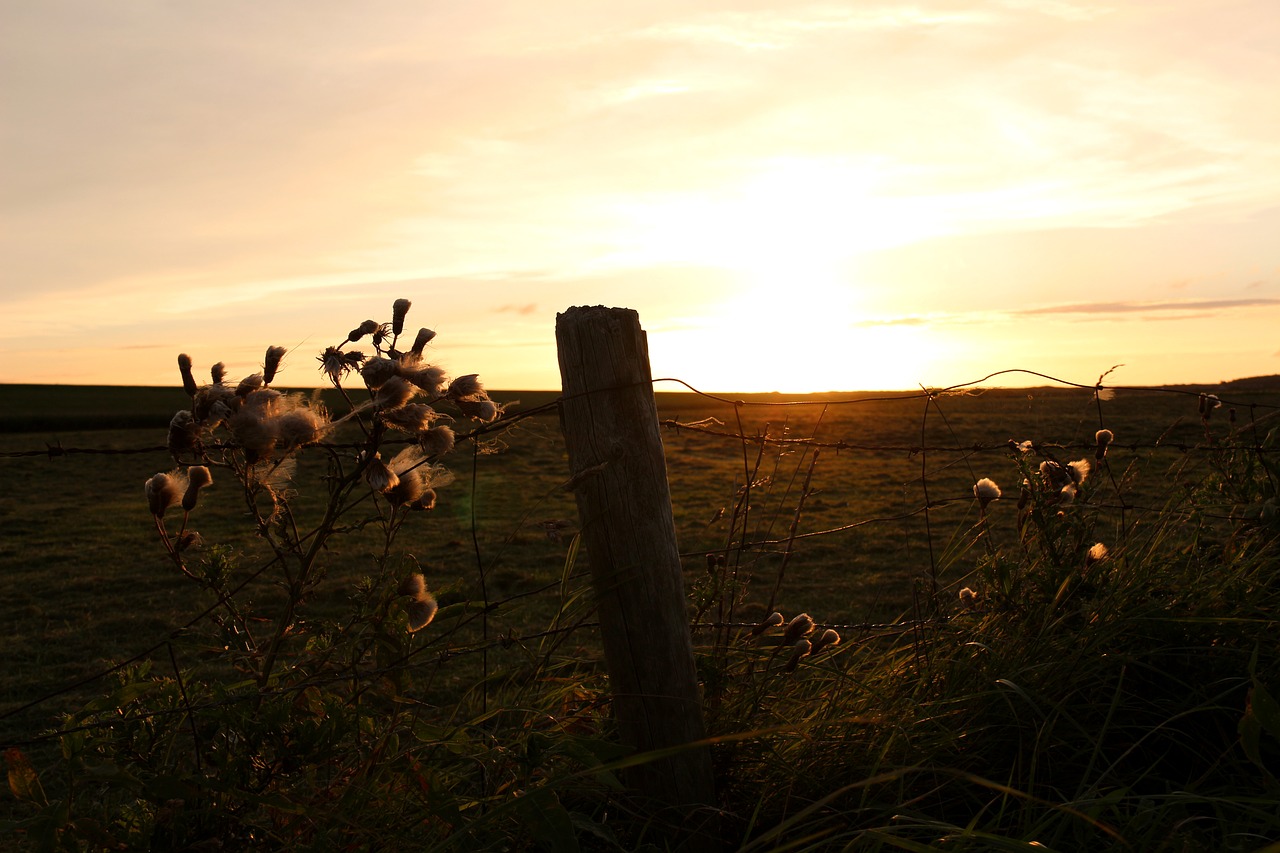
[3, 381, 1279, 747]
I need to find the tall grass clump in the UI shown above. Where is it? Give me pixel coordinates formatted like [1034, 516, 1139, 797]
[692, 399, 1280, 850]
[3, 301, 626, 852]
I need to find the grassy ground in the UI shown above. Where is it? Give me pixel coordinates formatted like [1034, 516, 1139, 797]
[2, 382, 1279, 849]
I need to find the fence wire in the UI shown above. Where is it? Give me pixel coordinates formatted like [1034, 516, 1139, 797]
[2, 370, 1278, 751]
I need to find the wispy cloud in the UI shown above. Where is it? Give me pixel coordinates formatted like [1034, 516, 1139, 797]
[1015, 298, 1280, 316]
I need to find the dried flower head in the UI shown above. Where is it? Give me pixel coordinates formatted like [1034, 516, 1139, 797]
[361, 357, 399, 390]
[1198, 393, 1221, 419]
[181, 466, 213, 511]
[811, 628, 841, 655]
[750, 611, 785, 637]
[974, 478, 1001, 508]
[236, 374, 264, 397]
[210, 362, 227, 385]
[348, 319, 379, 343]
[374, 375, 416, 411]
[380, 403, 438, 433]
[958, 587, 978, 610]
[1040, 460, 1068, 488]
[263, 346, 287, 386]
[277, 406, 326, 450]
[1067, 459, 1091, 486]
[406, 594, 439, 632]
[400, 363, 447, 395]
[410, 327, 436, 355]
[398, 572, 427, 598]
[168, 410, 198, 457]
[455, 396, 498, 422]
[420, 425, 456, 458]
[1095, 429, 1114, 461]
[784, 638, 812, 673]
[392, 298, 412, 336]
[1059, 483, 1077, 504]
[178, 354, 198, 397]
[364, 453, 399, 493]
[448, 374, 482, 399]
[1085, 542, 1109, 567]
[783, 612, 815, 645]
[176, 531, 203, 552]
[319, 346, 355, 384]
[145, 472, 184, 518]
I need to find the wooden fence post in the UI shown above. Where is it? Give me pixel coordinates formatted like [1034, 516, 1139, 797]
[556, 306, 719, 848]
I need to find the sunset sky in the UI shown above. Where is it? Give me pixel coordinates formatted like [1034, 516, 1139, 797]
[3, 1, 1278, 393]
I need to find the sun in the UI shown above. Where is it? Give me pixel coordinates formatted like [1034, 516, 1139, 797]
[626, 157, 949, 393]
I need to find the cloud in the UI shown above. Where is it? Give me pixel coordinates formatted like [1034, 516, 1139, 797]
[1015, 298, 1280, 316]
[495, 303, 539, 316]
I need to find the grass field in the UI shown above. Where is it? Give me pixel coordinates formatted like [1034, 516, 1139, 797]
[3, 380, 1279, 850]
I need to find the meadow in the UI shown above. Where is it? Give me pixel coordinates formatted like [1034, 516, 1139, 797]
[2, 371, 1279, 851]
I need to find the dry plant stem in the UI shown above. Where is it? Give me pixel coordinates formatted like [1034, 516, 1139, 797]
[470, 437, 490, 718]
[918, 389, 940, 611]
[767, 449, 821, 615]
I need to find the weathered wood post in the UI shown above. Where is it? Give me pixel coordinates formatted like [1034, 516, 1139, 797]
[556, 306, 719, 848]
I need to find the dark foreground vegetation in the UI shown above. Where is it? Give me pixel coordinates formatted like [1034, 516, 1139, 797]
[2, 324, 1279, 850]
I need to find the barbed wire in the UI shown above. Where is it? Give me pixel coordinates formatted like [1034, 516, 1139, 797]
[3, 372, 1276, 752]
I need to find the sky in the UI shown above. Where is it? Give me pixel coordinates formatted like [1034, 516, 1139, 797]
[2, 1, 1279, 394]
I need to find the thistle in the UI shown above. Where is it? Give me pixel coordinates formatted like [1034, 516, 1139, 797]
[1095, 429, 1114, 461]
[750, 611, 785, 637]
[263, 346, 287, 386]
[181, 466, 213, 512]
[145, 472, 184, 518]
[782, 613, 815, 645]
[784, 638, 812, 673]
[974, 477, 1001, 509]
[391, 298, 412, 336]
[178, 354, 198, 397]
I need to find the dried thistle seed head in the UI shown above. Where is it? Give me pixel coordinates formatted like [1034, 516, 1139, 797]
[380, 402, 437, 433]
[181, 466, 212, 511]
[319, 346, 352, 384]
[1085, 542, 1109, 567]
[811, 628, 841, 654]
[401, 364, 447, 395]
[1067, 459, 1090, 485]
[782, 613, 815, 645]
[1039, 460, 1067, 488]
[958, 587, 978, 609]
[411, 327, 436, 355]
[145, 472, 184, 518]
[398, 572, 427, 598]
[348, 319, 379, 342]
[374, 375, 416, 410]
[1059, 483, 1077, 504]
[407, 488, 437, 511]
[386, 468, 427, 507]
[263, 346, 287, 385]
[178, 354, 198, 397]
[750, 611, 785, 637]
[1095, 428, 1114, 461]
[277, 406, 325, 450]
[360, 356, 399, 389]
[364, 454, 399, 492]
[419, 425, 456, 458]
[784, 638, 812, 673]
[448, 374, 482, 398]
[210, 362, 227, 385]
[974, 477, 1001, 507]
[229, 407, 279, 460]
[392, 298, 412, 336]
[455, 396, 498, 422]
[167, 410, 198, 456]
[236, 373, 264, 396]
[406, 594, 438, 632]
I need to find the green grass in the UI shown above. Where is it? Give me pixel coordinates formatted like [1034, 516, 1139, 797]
[2, 381, 1279, 850]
